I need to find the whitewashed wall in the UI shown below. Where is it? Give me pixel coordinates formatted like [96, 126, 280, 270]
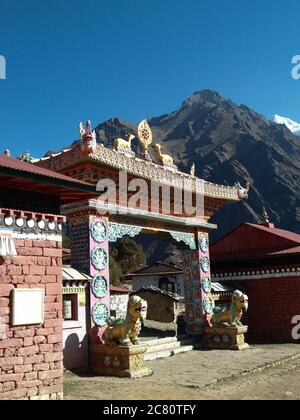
[110, 293, 129, 319]
[132, 274, 185, 297]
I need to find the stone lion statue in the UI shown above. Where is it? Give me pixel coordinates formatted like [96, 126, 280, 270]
[103, 295, 147, 346]
[212, 290, 248, 327]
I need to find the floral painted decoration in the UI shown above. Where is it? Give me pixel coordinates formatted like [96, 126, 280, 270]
[91, 247, 108, 270]
[92, 302, 109, 326]
[199, 235, 209, 253]
[92, 275, 108, 298]
[203, 296, 213, 314]
[202, 276, 212, 293]
[201, 257, 210, 273]
[91, 220, 108, 243]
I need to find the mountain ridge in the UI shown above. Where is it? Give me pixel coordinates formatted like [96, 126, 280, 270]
[45, 90, 300, 244]
[92, 90, 300, 241]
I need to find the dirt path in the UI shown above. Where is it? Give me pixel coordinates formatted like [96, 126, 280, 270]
[206, 361, 300, 400]
[64, 345, 300, 400]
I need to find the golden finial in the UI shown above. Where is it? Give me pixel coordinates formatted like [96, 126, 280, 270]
[190, 163, 196, 177]
[138, 120, 153, 154]
[262, 207, 270, 223]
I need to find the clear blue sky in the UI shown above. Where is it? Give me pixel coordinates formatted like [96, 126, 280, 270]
[0, 0, 300, 157]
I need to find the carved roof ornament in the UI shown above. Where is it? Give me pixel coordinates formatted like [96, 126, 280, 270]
[138, 120, 153, 160]
[35, 120, 248, 202]
[190, 163, 196, 177]
[114, 134, 136, 157]
[155, 143, 177, 171]
[18, 151, 37, 163]
[235, 181, 250, 200]
[79, 120, 97, 154]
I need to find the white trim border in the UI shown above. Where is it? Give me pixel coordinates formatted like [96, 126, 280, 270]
[12, 232, 62, 242]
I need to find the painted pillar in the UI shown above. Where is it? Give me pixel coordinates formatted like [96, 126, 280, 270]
[182, 230, 213, 336]
[68, 211, 110, 344]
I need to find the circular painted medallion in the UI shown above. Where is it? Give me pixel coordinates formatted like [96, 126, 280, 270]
[37, 220, 45, 230]
[199, 235, 209, 253]
[48, 221, 55, 231]
[4, 217, 13, 227]
[92, 275, 108, 298]
[201, 257, 210, 273]
[91, 220, 107, 243]
[202, 276, 212, 293]
[203, 296, 213, 314]
[16, 218, 24, 228]
[92, 302, 109, 326]
[27, 219, 35, 229]
[91, 247, 108, 270]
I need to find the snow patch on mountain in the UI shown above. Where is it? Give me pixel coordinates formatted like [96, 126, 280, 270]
[274, 114, 300, 135]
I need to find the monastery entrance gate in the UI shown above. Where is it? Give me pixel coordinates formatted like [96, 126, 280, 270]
[62, 199, 216, 344]
[36, 119, 248, 362]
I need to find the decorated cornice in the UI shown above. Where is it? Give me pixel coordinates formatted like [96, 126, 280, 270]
[212, 267, 300, 281]
[36, 144, 245, 201]
[108, 223, 143, 243]
[0, 208, 65, 240]
[0, 208, 65, 223]
[107, 222, 197, 249]
[169, 231, 196, 250]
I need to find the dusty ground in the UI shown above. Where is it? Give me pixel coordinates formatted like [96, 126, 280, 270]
[64, 344, 300, 400]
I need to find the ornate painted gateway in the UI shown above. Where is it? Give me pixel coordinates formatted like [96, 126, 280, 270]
[35, 120, 249, 344]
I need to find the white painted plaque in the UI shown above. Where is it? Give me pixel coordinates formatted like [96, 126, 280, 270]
[12, 288, 45, 326]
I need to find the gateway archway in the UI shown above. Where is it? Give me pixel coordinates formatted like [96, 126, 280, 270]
[37, 119, 248, 369]
[62, 200, 217, 342]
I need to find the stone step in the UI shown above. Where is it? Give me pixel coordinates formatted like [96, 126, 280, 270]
[140, 336, 178, 347]
[145, 344, 196, 361]
[172, 345, 195, 355]
[143, 336, 197, 361]
[140, 334, 192, 347]
[146, 338, 196, 354]
[145, 349, 174, 361]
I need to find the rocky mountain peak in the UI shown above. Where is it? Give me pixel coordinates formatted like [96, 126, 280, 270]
[182, 89, 224, 108]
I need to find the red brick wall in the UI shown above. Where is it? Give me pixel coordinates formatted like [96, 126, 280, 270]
[0, 239, 63, 400]
[244, 277, 300, 343]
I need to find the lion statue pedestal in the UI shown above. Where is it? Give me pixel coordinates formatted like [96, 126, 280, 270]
[91, 296, 152, 378]
[204, 325, 249, 351]
[204, 290, 250, 351]
[91, 343, 152, 378]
